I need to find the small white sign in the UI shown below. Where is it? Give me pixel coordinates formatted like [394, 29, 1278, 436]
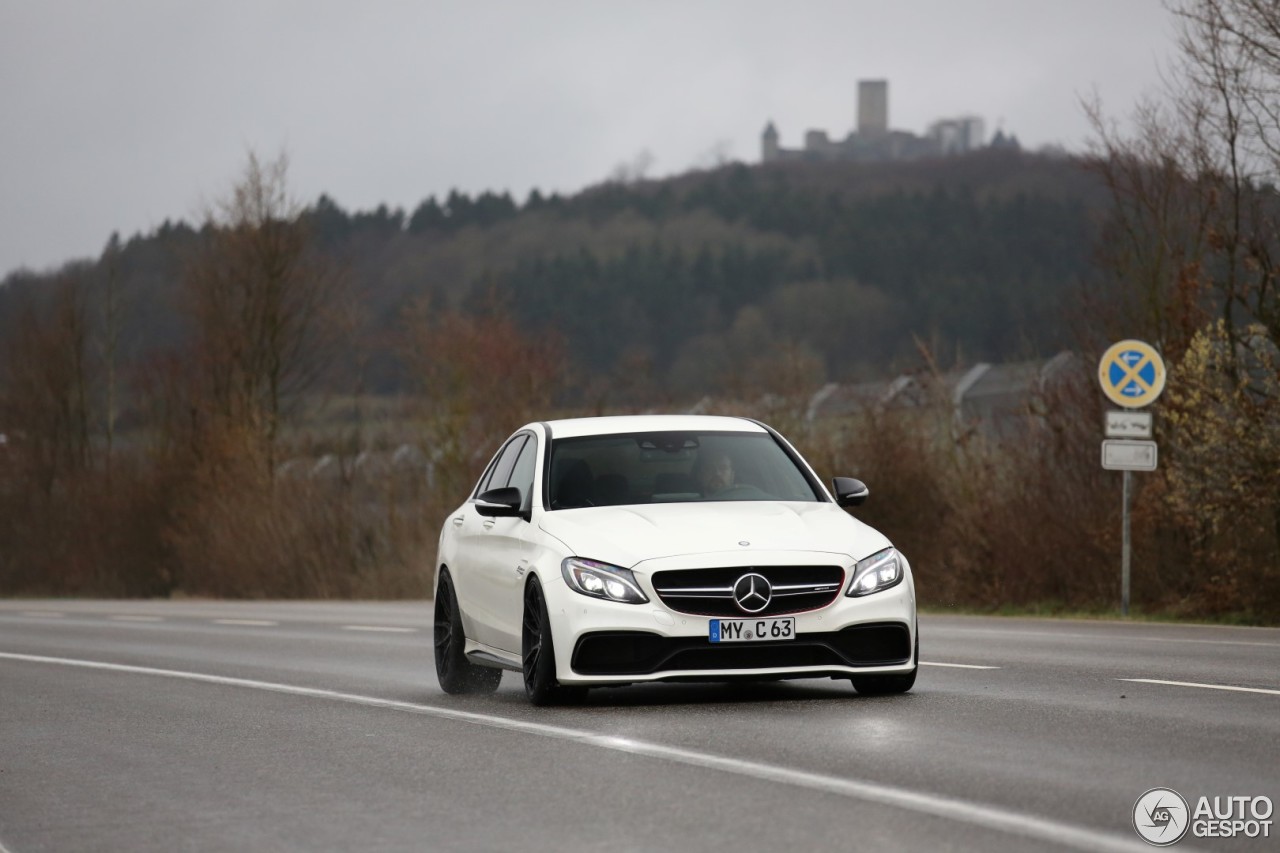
[1102, 440, 1158, 471]
[1106, 410, 1152, 439]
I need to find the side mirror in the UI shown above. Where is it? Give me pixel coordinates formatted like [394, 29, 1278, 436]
[832, 477, 869, 508]
[476, 486, 523, 518]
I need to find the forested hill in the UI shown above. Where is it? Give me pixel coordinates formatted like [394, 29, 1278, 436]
[0, 149, 1109, 399]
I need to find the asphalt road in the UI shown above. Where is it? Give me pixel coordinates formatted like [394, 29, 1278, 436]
[1, 600, 1276, 852]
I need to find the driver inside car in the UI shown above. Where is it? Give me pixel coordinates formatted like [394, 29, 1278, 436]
[696, 450, 736, 497]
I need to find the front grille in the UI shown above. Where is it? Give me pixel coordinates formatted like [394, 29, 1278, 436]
[571, 623, 912, 677]
[651, 565, 845, 617]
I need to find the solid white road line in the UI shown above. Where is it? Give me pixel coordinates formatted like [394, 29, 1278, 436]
[213, 619, 279, 627]
[0, 651, 1155, 853]
[1118, 678, 1280, 697]
[921, 661, 1001, 670]
[108, 615, 164, 622]
[340, 625, 416, 633]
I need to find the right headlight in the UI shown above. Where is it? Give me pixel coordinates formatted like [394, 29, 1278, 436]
[846, 547, 904, 597]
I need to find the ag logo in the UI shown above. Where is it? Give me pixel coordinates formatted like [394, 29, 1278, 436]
[1133, 787, 1190, 846]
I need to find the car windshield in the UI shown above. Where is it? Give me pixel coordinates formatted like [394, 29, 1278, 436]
[547, 431, 823, 509]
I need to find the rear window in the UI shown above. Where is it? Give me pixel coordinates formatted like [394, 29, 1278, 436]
[547, 431, 822, 509]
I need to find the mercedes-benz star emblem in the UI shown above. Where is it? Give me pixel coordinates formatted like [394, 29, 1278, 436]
[733, 573, 773, 614]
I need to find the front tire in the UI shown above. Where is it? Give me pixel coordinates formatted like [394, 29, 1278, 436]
[521, 576, 586, 706]
[434, 569, 502, 695]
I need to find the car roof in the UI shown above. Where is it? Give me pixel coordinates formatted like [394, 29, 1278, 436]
[539, 414, 767, 440]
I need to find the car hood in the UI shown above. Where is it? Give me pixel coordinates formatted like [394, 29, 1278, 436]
[538, 501, 890, 569]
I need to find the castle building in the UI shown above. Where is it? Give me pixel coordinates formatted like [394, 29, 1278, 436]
[763, 80, 996, 164]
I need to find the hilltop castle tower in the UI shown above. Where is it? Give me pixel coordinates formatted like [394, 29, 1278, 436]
[762, 121, 780, 161]
[857, 80, 888, 135]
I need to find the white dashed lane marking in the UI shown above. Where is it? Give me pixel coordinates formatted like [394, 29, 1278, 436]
[109, 615, 164, 623]
[213, 619, 279, 627]
[943, 626, 1277, 649]
[921, 661, 1001, 670]
[1118, 678, 1280, 697]
[341, 625, 417, 634]
[20, 611, 65, 618]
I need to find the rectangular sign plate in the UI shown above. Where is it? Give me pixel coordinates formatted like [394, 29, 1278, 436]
[1105, 410, 1153, 438]
[710, 617, 795, 643]
[1102, 440, 1158, 471]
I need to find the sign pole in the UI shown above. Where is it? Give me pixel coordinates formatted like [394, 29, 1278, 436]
[1098, 339, 1166, 620]
[1121, 469, 1131, 617]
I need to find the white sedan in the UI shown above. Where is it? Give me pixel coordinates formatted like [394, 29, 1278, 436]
[434, 414, 917, 705]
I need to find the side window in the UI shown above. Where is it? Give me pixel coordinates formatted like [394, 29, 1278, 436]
[474, 435, 527, 498]
[506, 436, 538, 508]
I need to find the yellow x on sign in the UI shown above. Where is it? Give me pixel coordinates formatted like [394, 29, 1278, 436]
[1098, 339, 1166, 408]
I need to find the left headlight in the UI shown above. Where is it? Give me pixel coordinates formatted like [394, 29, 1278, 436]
[846, 547, 904, 597]
[561, 557, 649, 604]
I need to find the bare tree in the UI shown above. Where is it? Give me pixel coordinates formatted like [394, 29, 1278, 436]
[99, 233, 123, 479]
[1170, 0, 1280, 345]
[0, 274, 95, 497]
[399, 294, 565, 496]
[1084, 94, 1214, 356]
[1087, 1, 1280, 353]
[184, 151, 352, 473]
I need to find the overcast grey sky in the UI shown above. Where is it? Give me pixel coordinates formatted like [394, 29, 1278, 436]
[1, 0, 1177, 278]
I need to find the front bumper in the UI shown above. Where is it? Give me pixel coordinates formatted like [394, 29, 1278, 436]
[571, 622, 911, 678]
[541, 550, 917, 685]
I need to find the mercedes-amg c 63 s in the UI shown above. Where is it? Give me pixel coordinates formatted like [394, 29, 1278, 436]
[434, 415, 917, 705]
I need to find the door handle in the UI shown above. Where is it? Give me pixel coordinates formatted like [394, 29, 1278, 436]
[451, 516, 464, 527]
[483, 519, 495, 530]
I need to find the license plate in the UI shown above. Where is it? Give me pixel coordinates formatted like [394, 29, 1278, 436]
[709, 617, 795, 643]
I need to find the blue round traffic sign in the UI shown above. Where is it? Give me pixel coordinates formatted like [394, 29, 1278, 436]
[1098, 340, 1166, 408]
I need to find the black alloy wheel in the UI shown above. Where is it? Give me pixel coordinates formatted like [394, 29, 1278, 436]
[521, 576, 586, 706]
[434, 569, 502, 695]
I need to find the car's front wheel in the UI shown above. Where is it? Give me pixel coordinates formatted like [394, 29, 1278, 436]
[434, 568, 502, 695]
[522, 576, 586, 706]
